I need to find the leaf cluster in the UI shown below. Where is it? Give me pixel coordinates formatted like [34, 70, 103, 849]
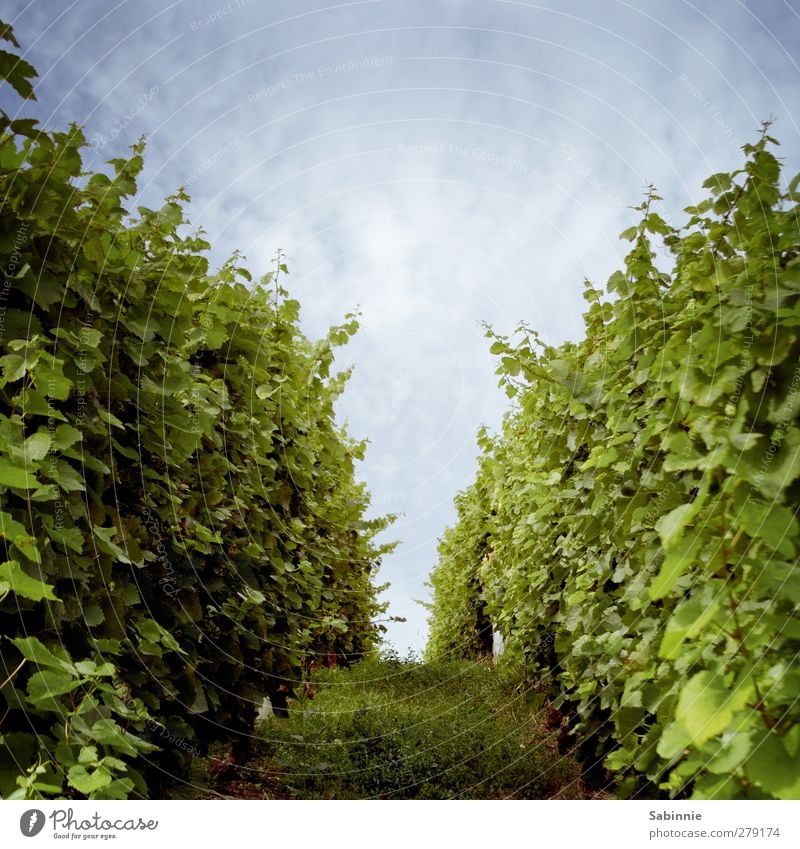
[428, 125, 800, 799]
[0, 22, 391, 799]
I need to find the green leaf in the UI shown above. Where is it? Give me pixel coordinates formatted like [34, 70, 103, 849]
[658, 596, 719, 658]
[12, 636, 73, 671]
[97, 408, 125, 429]
[745, 733, 800, 799]
[83, 603, 105, 626]
[501, 357, 520, 377]
[656, 722, 692, 760]
[134, 617, 184, 654]
[88, 719, 156, 757]
[52, 424, 83, 451]
[79, 329, 103, 348]
[36, 368, 72, 400]
[0, 21, 21, 48]
[12, 533, 42, 564]
[701, 172, 733, 193]
[27, 669, 83, 703]
[0, 353, 24, 381]
[743, 427, 800, 499]
[655, 503, 696, 550]
[23, 431, 51, 461]
[675, 672, 753, 746]
[0, 49, 38, 99]
[0, 560, 56, 601]
[0, 511, 38, 559]
[737, 500, 797, 556]
[78, 745, 99, 765]
[749, 559, 800, 604]
[0, 461, 37, 489]
[67, 764, 112, 795]
[92, 525, 131, 564]
[50, 459, 85, 492]
[649, 535, 702, 600]
[706, 732, 751, 775]
[44, 521, 84, 554]
[29, 484, 60, 501]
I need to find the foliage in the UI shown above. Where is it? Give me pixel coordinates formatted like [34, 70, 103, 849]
[428, 126, 800, 799]
[426, 449, 495, 661]
[0, 22, 392, 798]
[252, 655, 581, 799]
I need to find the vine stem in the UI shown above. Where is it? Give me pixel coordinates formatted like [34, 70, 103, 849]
[0, 657, 26, 691]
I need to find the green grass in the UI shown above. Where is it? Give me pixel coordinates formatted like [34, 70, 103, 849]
[218, 655, 586, 799]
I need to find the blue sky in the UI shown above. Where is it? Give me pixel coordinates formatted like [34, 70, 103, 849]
[6, 0, 800, 651]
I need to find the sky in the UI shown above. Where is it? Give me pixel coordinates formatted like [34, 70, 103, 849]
[5, 0, 800, 652]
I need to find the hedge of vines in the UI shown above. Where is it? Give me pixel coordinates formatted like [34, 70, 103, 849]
[428, 127, 800, 800]
[0, 23, 392, 799]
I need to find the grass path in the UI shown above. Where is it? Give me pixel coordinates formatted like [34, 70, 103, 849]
[172, 656, 599, 799]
